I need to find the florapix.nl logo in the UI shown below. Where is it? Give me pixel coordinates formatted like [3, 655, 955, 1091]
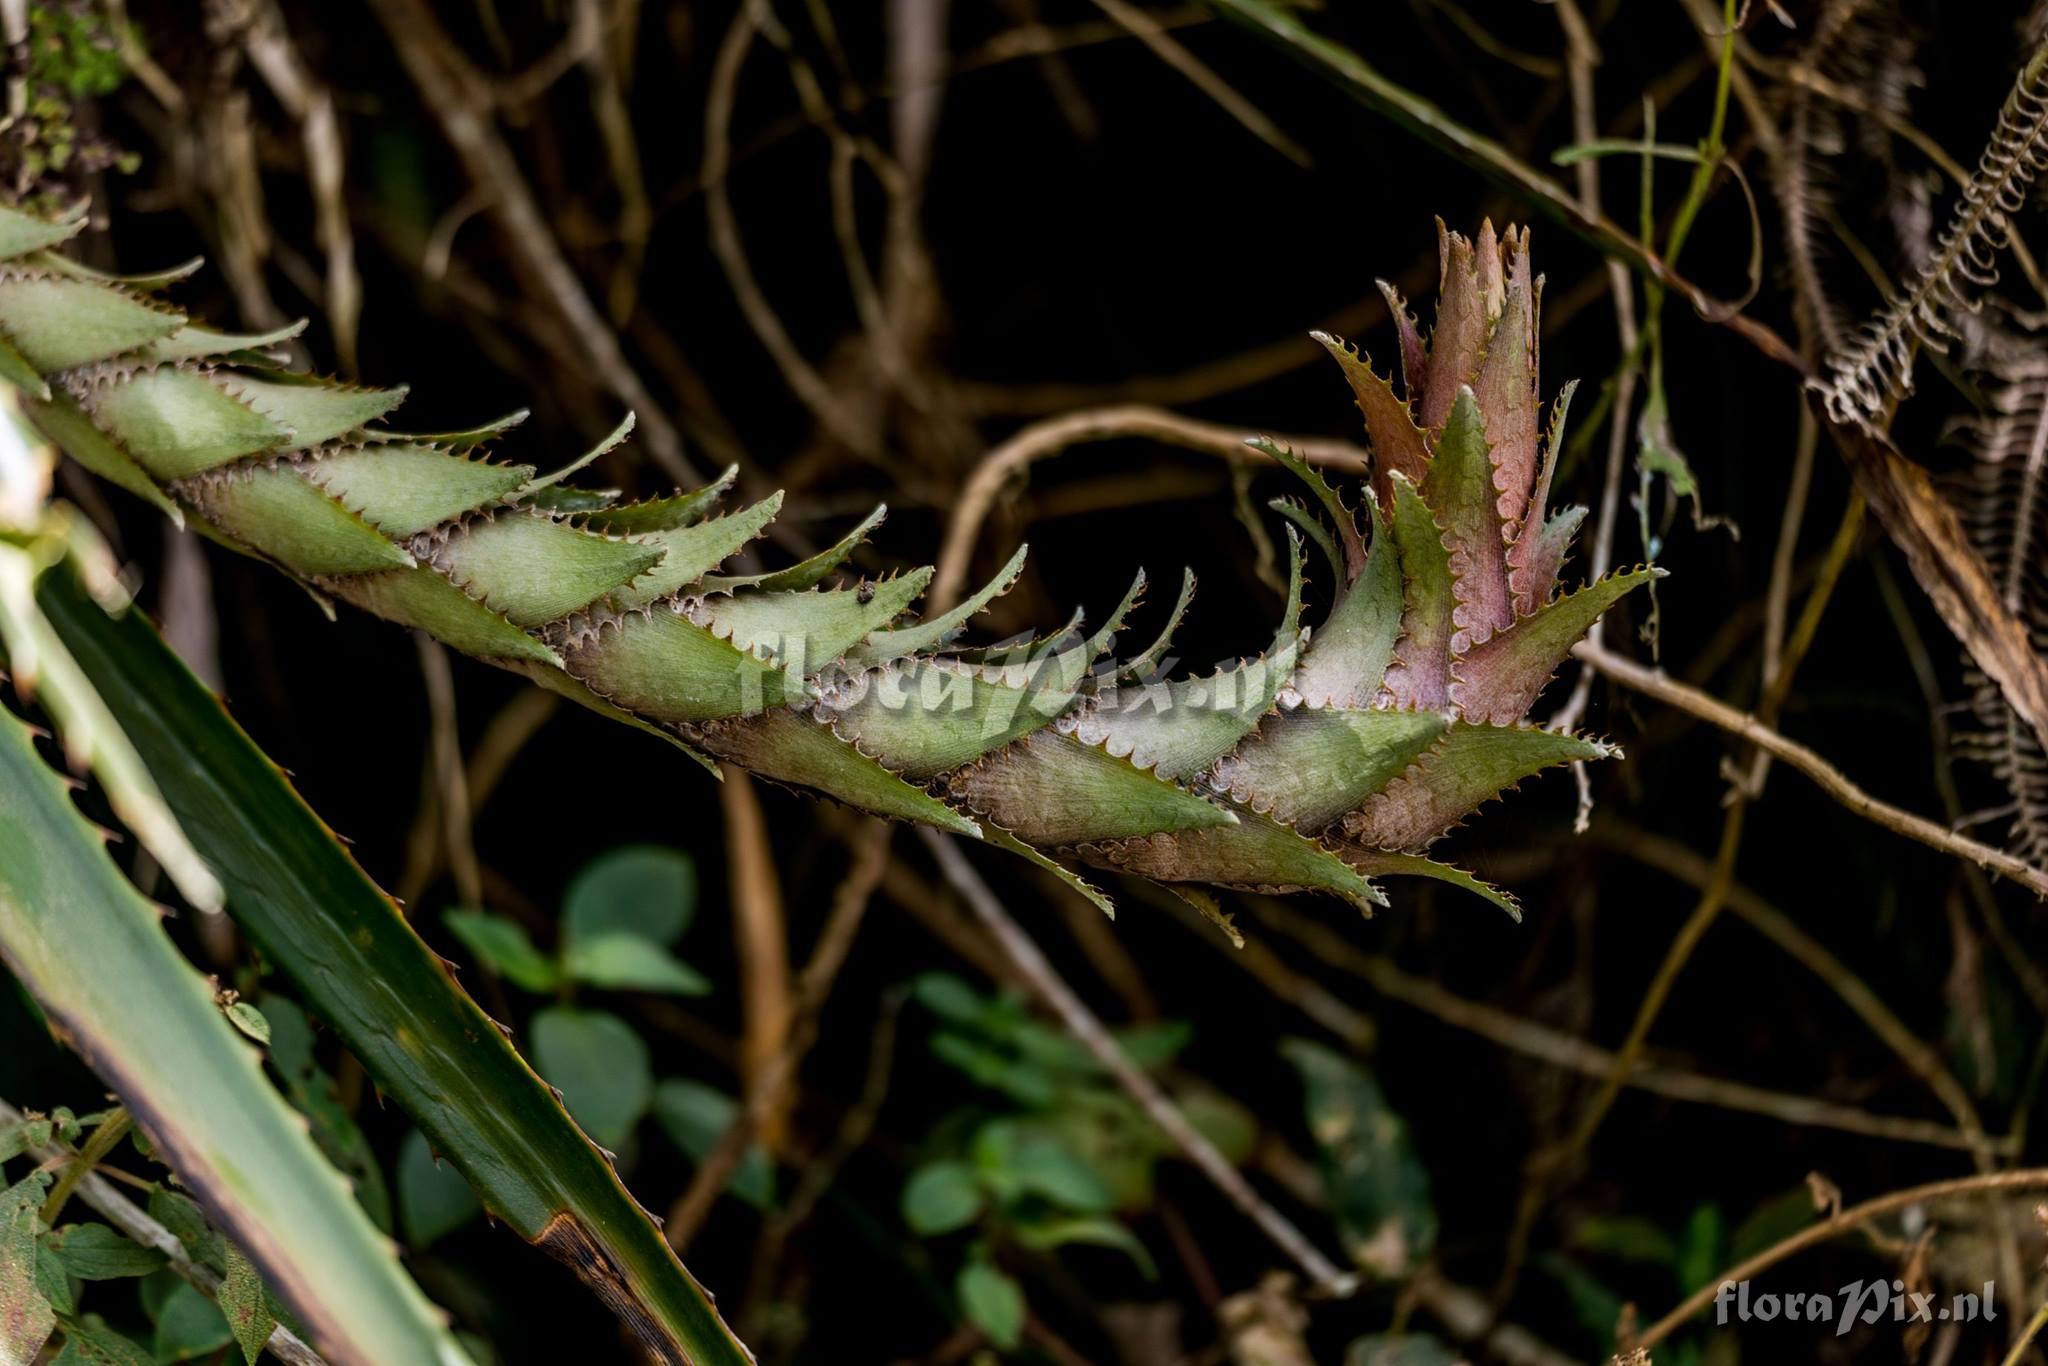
[1713, 1278, 1996, 1336]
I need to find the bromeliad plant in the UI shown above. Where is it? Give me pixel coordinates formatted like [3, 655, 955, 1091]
[0, 205, 1653, 1363]
[0, 208, 1650, 918]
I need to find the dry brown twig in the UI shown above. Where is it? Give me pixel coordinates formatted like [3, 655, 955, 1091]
[1238, 899, 1999, 1155]
[666, 819, 893, 1251]
[930, 404, 1367, 609]
[1636, 1169, 2048, 1352]
[366, 0, 699, 483]
[1575, 640, 2048, 898]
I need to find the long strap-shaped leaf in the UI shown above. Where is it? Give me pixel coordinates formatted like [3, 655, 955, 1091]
[37, 567, 753, 1366]
[0, 693, 470, 1366]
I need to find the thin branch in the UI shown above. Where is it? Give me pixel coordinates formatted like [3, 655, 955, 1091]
[0, 1099, 326, 1366]
[1084, 0, 1309, 166]
[1243, 901, 1995, 1154]
[667, 820, 893, 1251]
[703, 0, 881, 457]
[1635, 1169, 2048, 1352]
[365, 0, 699, 483]
[414, 635, 481, 908]
[1574, 639, 2048, 897]
[931, 404, 1367, 608]
[917, 828, 1359, 1296]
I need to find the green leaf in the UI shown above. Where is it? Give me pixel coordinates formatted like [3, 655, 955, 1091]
[955, 1261, 1025, 1350]
[827, 570, 1146, 778]
[213, 374, 406, 447]
[1294, 489, 1402, 709]
[1085, 812, 1385, 912]
[1346, 721, 1611, 852]
[91, 367, 288, 479]
[0, 275, 184, 372]
[901, 1161, 985, 1235]
[1676, 1203, 1725, 1297]
[182, 464, 415, 579]
[1382, 473, 1454, 709]
[2, 1173, 55, 1363]
[1080, 532, 1304, 781]
[144, 1191, 222, 1271]
[1014, 1215, 1158, 1278]
[974, 1120, 1114, 1214]
[0, 701, 469, 1363]
[609, 493, 784, 607]
[1337, 848, 1523, 919]
[651, 1081, 774, 1210]
[151, 1279, 234, 1361]
[948, 730, 1238, 848]
[305, 443, 531, 539]
[444, 909, 560, 993]
[694, 708, 982, 836]
[1452, 566, 1662, 724]
[436, 513, 664, 627]
[1424, 388, 1512, 642]
[0, 203, 84, 257]
[397, 1130, 482, 1249]
[20, 389, 183, 522]
[850, 544, 1031, 667]
[33, 1239, 75, 1322]
[564, 846, 697, 946]
[53, 1316, 153, 1365]
[561, 934, 711, 995]
[1283, 1039, 1435, 1280]
[220, 1243, 275, 1366]
[36, 568, 751, 1363]
[533, 1008, 652, 1147]
[1213, 706, 1448, 834]
[582, 465, 735, 533]
[702, 503, 887, 593]
[43, 1224, 167, 1280]
[910, 973, 989, 1027]
[223, 1001, 271, 1046]
[562, 603, 783, 721]
[328, 564, 560, 666]
[702, 571, 934, 670]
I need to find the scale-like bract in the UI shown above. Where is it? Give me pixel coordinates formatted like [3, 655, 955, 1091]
[0, 209, 1650, 919]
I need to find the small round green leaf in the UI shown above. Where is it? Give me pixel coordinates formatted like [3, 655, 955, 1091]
[955, 1261, 1024, 1350]
[561, 933, 712, 996]
[532, 1007, 653, 1147]
[223, 1000, 271, 1046]
[151, 1280, 234, 1361]
[564, 846, 697, 946]
[901, 1161, 985, 1235]
[396, 1129, 481, 1249]
[443, 909, 559, 993]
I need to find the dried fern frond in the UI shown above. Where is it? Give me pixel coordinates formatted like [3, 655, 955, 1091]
[0, 208, 1654, 922]
[1779, 0, 1919, 353]
[1820, 39, 2048, 423]
[1949, 338, 2048, 865]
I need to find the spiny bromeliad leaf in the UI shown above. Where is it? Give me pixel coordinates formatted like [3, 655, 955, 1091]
[0, 206, 1649, 929]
